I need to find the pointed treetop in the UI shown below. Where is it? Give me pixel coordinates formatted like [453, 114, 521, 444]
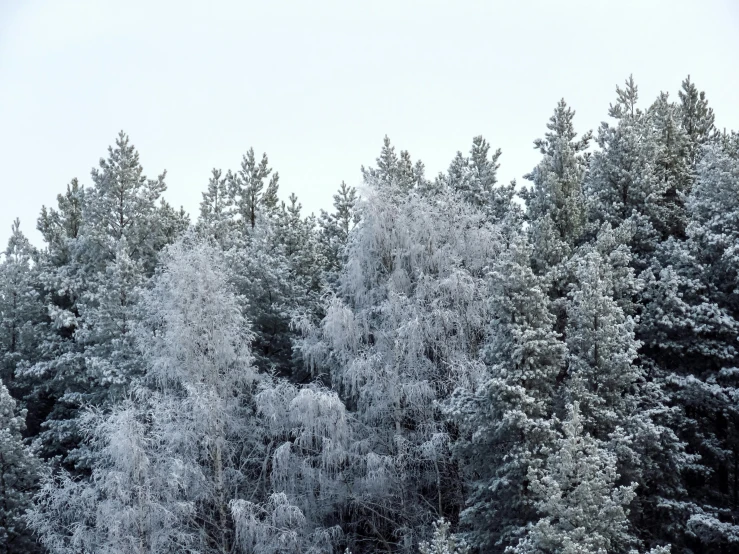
[608, 74, 640, 119]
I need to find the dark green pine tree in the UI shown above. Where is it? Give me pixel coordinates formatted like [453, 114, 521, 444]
[448, 231, 565, 552]
[437, 136, 515, 222]
[318, 181, 359, 286]
[0, 381, 42, 554]
[640, 141, 739, 551]
[0, 221, 44, 402]
[679, 75, 717, 168]
[22, 133, 187, 465]
[227, 147, 280, 230]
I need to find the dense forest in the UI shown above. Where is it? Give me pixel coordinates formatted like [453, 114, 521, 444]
[1, 75, 738, 553]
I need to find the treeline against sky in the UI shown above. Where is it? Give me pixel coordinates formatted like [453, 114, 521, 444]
[1, 75, 738, 553]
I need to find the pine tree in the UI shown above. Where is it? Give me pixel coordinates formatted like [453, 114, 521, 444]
[361, 136, 426, 194]
[438, 136, 515, 221]
[21, 133, 185, 464]
[318, 181, 359, 285]
[585, 76, 666, 265]
[649, 92, 691, 239]
[225, 218, 301, 376]
[522, 99, 593, 341]
[510, 403, 651, 554]
[678, 76, 716, 167]
[0, 220, 44, 400]
[448, 231, 565, 552]
[523, 99, 592, 248]
[198, 168, 233, 244]
[228, 147, 279, 230]
[0, 381, 42, 554]
[37, 178, 85, 266]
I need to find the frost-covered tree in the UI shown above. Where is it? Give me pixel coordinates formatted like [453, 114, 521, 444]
[136, 237, 263, 553]
[224, 216, 302, 376]
[228, 148, 280, 230]
[523, 99, 592, 250]
[319, 181, 359, 286]
[198, 168, 233, 244]
[522, 99, 592, 340]
[28, 238, 264, 554]
[649, 92, 692, 239]
[679, 76, 716, 167]
[297, 152, 501, 550]
[276, 193, 324, 306]
[37, 178, 85, 266]
[510, 403, 653, 554]
[231, 381, 349, 554]
[20, 133, 187, 465]
[437, 136, 514, 222]
[361, 136, 427, 194]
[82, 131, 177, 272]
[0, 381, 42, 554]
[418, 518, 469, 554]
[27, 399, 195, 554]
[0, 220, 44, 400]
[565, 233, 690, 550]
[564, 247, 642, 436]
[447, 231, 565, 552]
[585, 76, 667, 265]
[639, 142, 739, 550]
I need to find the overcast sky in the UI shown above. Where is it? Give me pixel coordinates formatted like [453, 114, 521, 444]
[1, 0, 738, 247]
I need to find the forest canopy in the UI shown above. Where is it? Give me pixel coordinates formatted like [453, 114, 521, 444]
[1, 75, 738, 553]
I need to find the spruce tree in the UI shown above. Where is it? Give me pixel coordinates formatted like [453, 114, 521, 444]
[640, 143, 739, 550]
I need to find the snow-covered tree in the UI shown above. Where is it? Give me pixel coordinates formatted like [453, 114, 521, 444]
[297, 152, 501, 550]
[678, 76, 716, 167]
[639, 142, 739, 550]
[649, 91, 691, 239]
[437, 136, 515, 222]
[565, 231, 690, 550]
[418, 518, 469, 554]
[361, 136, 426, 194]
[228, 148, 280, 230]
[27, 398, 195, 554]
[0, 220, 44, 399]
[319, 181, 359, 286]
[523, 99, 592, 250]
[447, 231, 565, 552]
[0, 381, 42, 554]
[198, 168, 233, 244]
[28, 237, 264, 553]
[585, 76, 667, 265]
[510, 403, 646, 554]
[21, 132, 187, 465]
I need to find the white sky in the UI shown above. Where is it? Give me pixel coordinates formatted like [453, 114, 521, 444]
[1, 0, 738, 247]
